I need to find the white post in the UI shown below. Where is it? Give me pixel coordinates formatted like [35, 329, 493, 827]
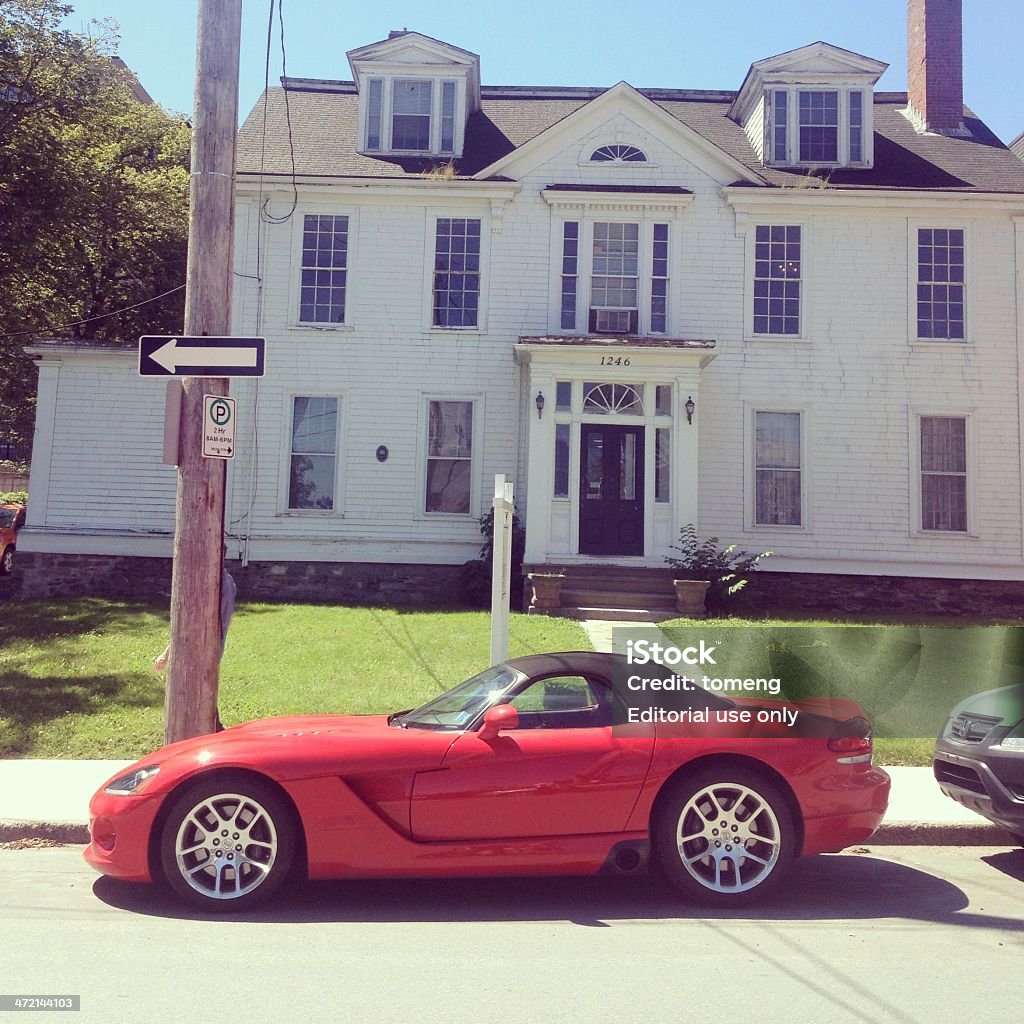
[490, 474, 515, 665]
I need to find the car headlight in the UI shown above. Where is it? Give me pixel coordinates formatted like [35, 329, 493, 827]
[104, 765, 161, 795]
[996, 737, 1024, 750]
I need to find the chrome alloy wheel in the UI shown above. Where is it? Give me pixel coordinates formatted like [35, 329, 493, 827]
[174, 792, 279, 901]
[675, 781, 782, 894]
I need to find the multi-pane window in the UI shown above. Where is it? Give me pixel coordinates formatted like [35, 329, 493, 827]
[769, 88, 867, 166]
[920, 416, 967, 532]
[917, 229, 965, 340]
[591, 144, 647, 162]
[798, 91, 839, 162]
[392, 79, 432, 151]
[753, 225, 801, 335]
[433, 219, 481, 328]
[440, 81, 456, 153]
[772, 90, 788, 162]
[583, 383, 643, 415]
[561, 222, 579, 330]
[364, 77, 459, 155]
[288, 397, 338, 510]
[655, 428, 671, 503]
[650, 224, 669, 334]
[754, 411, 801, 526]
[554, 424, 570, 498]
[366, 79, 383, 151]
[299, 215, 348, 324]
[426, 400, 473, 513]
[849, 91, 863, 163]
[590, 222, 639, 333]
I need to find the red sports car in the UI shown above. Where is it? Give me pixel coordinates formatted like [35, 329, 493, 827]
[85, 652, 889, 910]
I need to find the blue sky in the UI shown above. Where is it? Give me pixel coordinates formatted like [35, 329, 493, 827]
[62, 0, 1022, 144]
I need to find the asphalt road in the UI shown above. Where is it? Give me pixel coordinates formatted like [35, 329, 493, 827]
[1, 845, 1021, 1023]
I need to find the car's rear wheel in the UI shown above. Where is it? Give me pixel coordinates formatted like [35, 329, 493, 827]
[159, 775, 294, 911]
[0, 546, 13, 575]
[654, 766, 796, 907]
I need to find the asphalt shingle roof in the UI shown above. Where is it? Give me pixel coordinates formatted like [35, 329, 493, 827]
[237, 80, 1024, 194]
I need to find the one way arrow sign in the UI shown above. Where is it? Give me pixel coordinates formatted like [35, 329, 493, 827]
[139, 336, 266, 377]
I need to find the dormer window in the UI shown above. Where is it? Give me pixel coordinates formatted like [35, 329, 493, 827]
[729, 42, 887, 171]
[767, 87, 868, 166]
[364, 77, 459, 154]
[591, 144, 647, 163]
[348, 32, 481, 159]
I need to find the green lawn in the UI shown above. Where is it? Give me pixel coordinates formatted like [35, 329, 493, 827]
[2, 599, 979, 766]
[0, 599, 591, 759]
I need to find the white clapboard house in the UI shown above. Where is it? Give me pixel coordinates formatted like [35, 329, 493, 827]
[20, 1, 1024, 615]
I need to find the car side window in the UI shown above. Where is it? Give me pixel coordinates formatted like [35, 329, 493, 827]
[509, 675, 611, 729]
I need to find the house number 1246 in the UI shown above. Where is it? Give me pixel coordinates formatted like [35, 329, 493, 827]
[599, 356, 631, 366]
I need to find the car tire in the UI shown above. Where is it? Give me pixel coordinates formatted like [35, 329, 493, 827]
[0, 546, 12, 575]
[159, 775, 295, 911]
[653, 766, 796, 907]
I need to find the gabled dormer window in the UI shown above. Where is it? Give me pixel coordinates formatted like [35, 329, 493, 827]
[730, 42, 886, 171]
[364, 76, 459, 154]
[349, 32, 480, 159]
[767, 87, 868, 166]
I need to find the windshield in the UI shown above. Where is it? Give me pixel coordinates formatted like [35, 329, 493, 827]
[396, 665, 518, 730]
[0, 509, 17, 529]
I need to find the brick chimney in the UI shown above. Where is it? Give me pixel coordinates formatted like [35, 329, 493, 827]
[906, 0, 966, 135]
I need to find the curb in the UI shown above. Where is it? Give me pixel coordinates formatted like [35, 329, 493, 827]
[869, 821, 1017, 846]
[1, 819, 1017, 848]
[0, 820, 89, 845]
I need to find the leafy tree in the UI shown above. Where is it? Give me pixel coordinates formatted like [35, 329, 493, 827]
[0, 0, 190, 447]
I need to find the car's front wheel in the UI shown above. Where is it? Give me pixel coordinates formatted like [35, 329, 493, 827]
[159, 775, 294, 911]
[0, 546, 13, 575]
[654, 766, 796, 907]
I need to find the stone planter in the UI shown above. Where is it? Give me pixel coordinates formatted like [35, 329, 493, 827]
[672, 579, 711, 617]
[528, 572, 566, 611]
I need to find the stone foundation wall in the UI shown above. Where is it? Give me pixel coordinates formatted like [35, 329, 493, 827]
[728, 571, 1024, 621]
[6, 552, 1024, 621]
[10, 552, 464, 607]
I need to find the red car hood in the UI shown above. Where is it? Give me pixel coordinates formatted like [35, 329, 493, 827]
[114, 713, 454, 788]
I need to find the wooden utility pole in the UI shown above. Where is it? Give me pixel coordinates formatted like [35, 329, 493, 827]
[164, 0, 243, 744]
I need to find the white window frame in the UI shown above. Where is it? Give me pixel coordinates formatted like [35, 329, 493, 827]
[910, 410, 976, 537]
[417, 393, 483, 519]
[289, 207, 357, 331]
[765, 86, 873, 168]
[550, 216, 672, 336]
[908, 220, 972, 346]
[279, 392, 345, 516]
[424, 211, 489, 332]
[360, 75, 463, 156]
[745, 220, 809, 341]
[747, 406, 808, 531]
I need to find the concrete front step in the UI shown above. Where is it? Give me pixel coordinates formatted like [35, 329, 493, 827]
[538, 606, 678, 623]
[561, 588, 676, 610]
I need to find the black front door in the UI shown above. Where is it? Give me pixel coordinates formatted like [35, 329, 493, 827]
[579, 424, 644, 556]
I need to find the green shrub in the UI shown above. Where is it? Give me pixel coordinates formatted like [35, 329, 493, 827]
[665, 524, 772, 607]
[458, 507, 526, 609]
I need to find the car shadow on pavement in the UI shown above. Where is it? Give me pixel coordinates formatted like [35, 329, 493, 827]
[91, 849, 1024, 930]
[982, 850, 1024, 884]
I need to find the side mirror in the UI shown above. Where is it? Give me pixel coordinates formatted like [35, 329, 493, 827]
[479, 703, 519, 740]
